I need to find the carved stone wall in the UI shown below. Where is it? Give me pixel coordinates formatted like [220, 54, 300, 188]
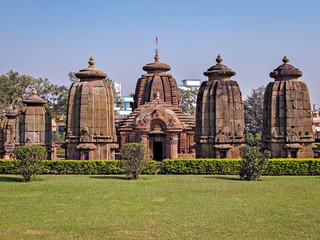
[65, 57, 118, 160]
[262, 57, 315, 158]
[195, 55, 245, 158]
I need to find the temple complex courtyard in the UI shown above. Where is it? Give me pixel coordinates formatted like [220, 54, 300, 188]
[0, 175, 319, 239]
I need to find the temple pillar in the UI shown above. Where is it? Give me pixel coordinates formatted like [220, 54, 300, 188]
[120, 133, 127, 147]
[166, 134, 179, 159]
[138, 134, 148, 149]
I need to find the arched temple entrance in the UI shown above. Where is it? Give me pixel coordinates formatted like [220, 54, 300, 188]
[150, 134, 165, 161]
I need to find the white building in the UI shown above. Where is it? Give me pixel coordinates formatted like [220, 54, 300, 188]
[178, 79, 201, 91]
[114, 96, 134, 116]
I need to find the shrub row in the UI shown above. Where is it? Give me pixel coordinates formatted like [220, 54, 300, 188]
[160, 159, 244, 175]
[161, 158, 320, 175]
[0, 158, 319, 175]
[0, 160, 157, 175]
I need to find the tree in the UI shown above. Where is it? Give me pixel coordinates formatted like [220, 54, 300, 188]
[50, 85, 69, 117]
[68, 71, 78, 83]
[0, 71, 55, 112]
[178, 86, 199, 115]
[244, 86, 265, 134]
[239, 146, 270, 181]
[14, 145, 46, 182]
[246, 133, 261, 147]
[120, 143, 151, 180]
[0, 70, 70, 118]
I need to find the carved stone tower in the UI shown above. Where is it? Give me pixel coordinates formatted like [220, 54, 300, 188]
[0, 107, 18, 159]
[118, 51, 195, 160]
[195, 55, 245, 158]
[17, 90, 53, 159]
[262, 57, 315, 158]
[66, 57, 118, 160]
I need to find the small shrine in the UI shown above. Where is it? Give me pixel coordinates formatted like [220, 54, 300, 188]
[195, 55, 245, 158]
[262, 57, 316, 158]
[18, 89, 54, 159]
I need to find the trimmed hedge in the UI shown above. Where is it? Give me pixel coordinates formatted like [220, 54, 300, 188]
[0, 158, 319, 175]
[161, 158, 320, 175]
[264, 159, 320, 175]
[0, 160, 157, 175]
[160, 159, 243, 175]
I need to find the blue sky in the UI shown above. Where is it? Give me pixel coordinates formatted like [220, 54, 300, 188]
[0, 0, 319, 105]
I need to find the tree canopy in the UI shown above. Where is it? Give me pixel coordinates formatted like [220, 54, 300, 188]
[243, 86, 265, 134]
[0, 70, 124, 120]
[178, 86, 199, 115]
[0, 71, 66, 116]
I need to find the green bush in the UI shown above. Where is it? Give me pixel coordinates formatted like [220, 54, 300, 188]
[239, 146, 270, 181]
[121, 143, 151, 180]
[56, 149, 65, 155]
[160, 159, 243, 174]
[14, 145, 47, 181]
[52, 133, 65, 141]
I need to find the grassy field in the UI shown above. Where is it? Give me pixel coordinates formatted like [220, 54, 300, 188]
[0, 175, 319, 239]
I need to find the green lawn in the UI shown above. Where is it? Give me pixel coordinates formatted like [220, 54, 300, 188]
[0, 175, 319, 239]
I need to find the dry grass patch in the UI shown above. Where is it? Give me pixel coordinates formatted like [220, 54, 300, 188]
[152, 197, 166, 202]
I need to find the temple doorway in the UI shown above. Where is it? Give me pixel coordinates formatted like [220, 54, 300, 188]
[153, 141, 163, 161]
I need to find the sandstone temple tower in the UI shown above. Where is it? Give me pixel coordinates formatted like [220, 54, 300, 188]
[262, 57, 315, 158]
[117, 51, 195, 160]
[65, 57, 118, 160]
[0, 106, 18, 159]
[17, 90, 54, 159]
[195, 55, 245, 158]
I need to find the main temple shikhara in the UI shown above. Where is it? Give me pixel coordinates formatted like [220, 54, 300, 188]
[0, 50, 316, 160]
[117, 51, 196, 160]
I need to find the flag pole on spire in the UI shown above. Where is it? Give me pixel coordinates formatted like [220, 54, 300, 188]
[155, 36, 159, 53]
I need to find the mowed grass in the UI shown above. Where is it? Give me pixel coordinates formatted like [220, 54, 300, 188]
[0, 175, 319, 240]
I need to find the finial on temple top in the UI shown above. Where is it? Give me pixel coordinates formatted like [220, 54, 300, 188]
[88, 57, 95, 66]
[282, 56, 289, 64]
[216, 54, 223, 64]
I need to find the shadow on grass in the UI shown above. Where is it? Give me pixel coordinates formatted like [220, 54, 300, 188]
[89, 176, 128, 180]
[0, 176, 23, 182]
[90, 175, 151, 181]
[206, 176, 241, 181]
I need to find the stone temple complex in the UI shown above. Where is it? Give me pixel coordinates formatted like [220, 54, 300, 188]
[117, 51, 195, 160]
[195, 55, 245, 158]
[262, 57, 316, 158]
[65, 57, 118, 160]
